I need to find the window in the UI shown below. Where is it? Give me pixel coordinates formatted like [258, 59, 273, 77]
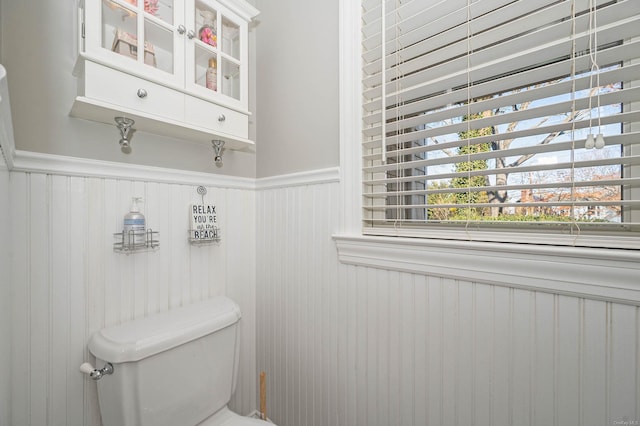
[360, 0, 640, 248]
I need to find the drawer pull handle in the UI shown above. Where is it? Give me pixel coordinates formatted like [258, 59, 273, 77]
[137, 89, 147, 98]
[218, 114, 226, 122]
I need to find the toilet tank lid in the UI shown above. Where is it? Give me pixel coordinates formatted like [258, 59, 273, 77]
[88, 296, 241, 363]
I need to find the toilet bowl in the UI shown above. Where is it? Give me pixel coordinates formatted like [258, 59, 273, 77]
[83, 296, 273, 426]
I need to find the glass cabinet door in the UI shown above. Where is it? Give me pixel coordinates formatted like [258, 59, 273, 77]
[192, 2, 219, 93]
[95, 0, 179, 82]
[190, 0, 245, 105]
[219, 16, 240, 101]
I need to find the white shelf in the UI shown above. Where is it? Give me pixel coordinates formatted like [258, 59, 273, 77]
[71, 95, 255, 152]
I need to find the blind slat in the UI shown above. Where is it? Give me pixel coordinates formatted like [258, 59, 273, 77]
[362, 0, 469, 49]
[363, 11, 639, 101]
[365, 133, 639, 175]
[364, 87, 640, 150]
[364, 0, 637, 81]
[364, 177, 640, 199]
[363, 61, 640, 130]
[364, 0, 571, 78]
[363, 40, 640, 113]
[364, 152, 640, 186]
[364, 111, 640, 161]
[365, 200, 640, 211]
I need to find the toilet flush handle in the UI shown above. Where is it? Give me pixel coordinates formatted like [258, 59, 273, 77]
[80, 362, 114, 380]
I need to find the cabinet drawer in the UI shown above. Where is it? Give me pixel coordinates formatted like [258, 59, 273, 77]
[184, 96, 248, 139]
[84, 61, 184, 122]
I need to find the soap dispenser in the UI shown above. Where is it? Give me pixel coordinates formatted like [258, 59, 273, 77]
[124, 197, 146, 246]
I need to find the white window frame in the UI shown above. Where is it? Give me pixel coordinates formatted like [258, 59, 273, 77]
[335, 0, 640, 305]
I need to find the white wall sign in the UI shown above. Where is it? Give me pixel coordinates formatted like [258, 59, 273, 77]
[190, 204, 219, 240]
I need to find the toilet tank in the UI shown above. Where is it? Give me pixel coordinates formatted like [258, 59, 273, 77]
[88, 297, 242, 426]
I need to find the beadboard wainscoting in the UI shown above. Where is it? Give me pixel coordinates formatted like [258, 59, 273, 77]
[6, 155, 257, 425]
[256, 175, 640, 426]
[256, 171, 342, 426]
[0, 152, 11, 426]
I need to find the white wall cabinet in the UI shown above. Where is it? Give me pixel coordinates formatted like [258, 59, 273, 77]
[72, 0, 258, 151]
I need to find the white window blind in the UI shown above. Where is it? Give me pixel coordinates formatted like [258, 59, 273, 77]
[361, 0, 640, 248]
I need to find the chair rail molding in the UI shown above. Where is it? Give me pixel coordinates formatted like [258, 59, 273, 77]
[10, 150, 256, 189]
[256, 167, 340, 190]
[334, 235, 640, 305]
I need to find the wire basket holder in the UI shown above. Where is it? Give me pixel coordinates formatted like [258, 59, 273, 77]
[113, 229, 160, 253]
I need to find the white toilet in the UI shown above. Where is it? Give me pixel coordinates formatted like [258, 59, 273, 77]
[84, 296, 271, 426]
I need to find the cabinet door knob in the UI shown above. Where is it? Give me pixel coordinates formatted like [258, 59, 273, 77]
[218, 114, 226, 122]
[177, 24, 186, 35]
[187, 30, 196, 39]
[137, 88, 147, 98]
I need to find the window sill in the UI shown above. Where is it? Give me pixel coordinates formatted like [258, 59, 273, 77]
[333, 234, 640, 305]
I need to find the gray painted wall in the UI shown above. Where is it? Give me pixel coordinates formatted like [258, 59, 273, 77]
[0, 3, 9, 423]
[1, 0, 256, 177]
[254, 0, 340, 178]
